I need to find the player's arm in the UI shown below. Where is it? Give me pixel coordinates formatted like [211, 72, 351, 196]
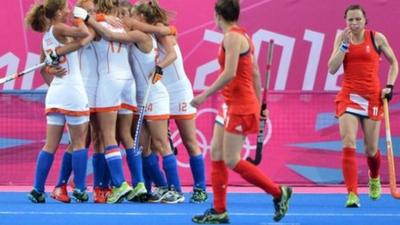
[156, 31, 177, 68]
[125, 17, 173, 36]
[376, 32, 399, 86]
[328, 28, 351, 74]
[53, 21, 90, 39]
[86, 16, 147, 43]
[39, 49, 53, 85]
[376, 32, 399, 100]
[252, 53, 262, 103]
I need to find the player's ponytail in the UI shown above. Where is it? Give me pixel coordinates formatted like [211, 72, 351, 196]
[135, 0, 174, 25]
[25, 4, 48, 32]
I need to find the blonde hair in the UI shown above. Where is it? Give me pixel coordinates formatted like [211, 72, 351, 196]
[134, 0, 174, 25]
[77, 0, 93, 7]
[25, 0, 66, 32]
[118, 1, 133, 18]
[95, 0, 118, 15]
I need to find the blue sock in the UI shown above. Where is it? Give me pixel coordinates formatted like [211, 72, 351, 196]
[162, 154, 182, 193]
[126, 148, 144, 186]
[103, 157, 111, 188]
[190, 154, 206, 190]
[55, 152, 72, 187]
[92, 153, 105, 188]
[143, 164, 153, 192]
[72, 148, 88, 191]
[104, 145, 125, 187]
[33, 150, 54, 193]
[143, 152, 167, 187]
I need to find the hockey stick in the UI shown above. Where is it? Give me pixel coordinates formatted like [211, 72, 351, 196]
[132, 73, 157, 155]
[383, 98, 400, 199]
[0, 62, 46, 85]
[247, 40, 274, 165]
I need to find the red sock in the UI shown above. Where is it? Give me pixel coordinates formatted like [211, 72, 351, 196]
[211, 161, 228, 213]
[342, 147, 358, 195]
[233, 160, 281, 198]
[367, 150, 381, 178]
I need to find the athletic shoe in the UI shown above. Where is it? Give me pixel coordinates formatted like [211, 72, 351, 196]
[192, 208, 229, 224]
[50, 185, 71, 203]
[93, 187, 108, 203]
[190, 188, 208, 203]
[126, 182, 147, 202]
[161, 189, 185, 204]
[147, 186, 169, 203]
[107, 181, 132, 204]
[28, 189, 46, 203]
[369, 176, 381, 200]
[273, 186, 292, 222]
[72, 189, 89, 202]
[345, 192, 360, 208]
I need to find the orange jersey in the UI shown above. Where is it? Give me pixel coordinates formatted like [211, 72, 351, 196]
[218, 26, 259, 115]
[342, 29, 381, 94]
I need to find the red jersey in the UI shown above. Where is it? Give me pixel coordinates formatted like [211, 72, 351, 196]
[342, 29, 381, 94]
[335, 30, 383, 120]
[218, 26, 259, 115]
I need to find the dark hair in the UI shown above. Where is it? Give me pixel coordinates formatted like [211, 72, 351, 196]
[214, 0, 240, 22]
[25, 0, 66, 32]
[134, 0, 173, 25]
[344, 4, 367, 19]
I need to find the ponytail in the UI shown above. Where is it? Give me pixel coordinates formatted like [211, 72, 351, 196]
[25, 4, 48, 32]
[135, 0, 174, 25]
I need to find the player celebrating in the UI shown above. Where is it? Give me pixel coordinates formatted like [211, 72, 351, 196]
[25, 0, 92, 203]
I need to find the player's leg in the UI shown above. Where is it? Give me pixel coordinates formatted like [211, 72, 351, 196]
[147, 119, 184, 203]
[91, 113, 110, 203]
[362, 118, 382, 200]
[192, 122, 229, 223]
[67, 115, 90, 202]
[28, 114, 65, 203]
[140, 123, 169, 202]
[339, 113, 360, 207]
[117, 111, 147, 201]
[97, 111, 132, 203]
[51, 142, 73, 203]
[175, 118, 207, 203]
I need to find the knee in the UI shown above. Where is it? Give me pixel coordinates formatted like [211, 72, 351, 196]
[118, 132, 132, 144]
[364, 145, 378, 157]
[151, 138, 170, 155]
[342, 136, 356, 148]
[183, 139, 200, 155]
[223, 154, 240, 169]
[210, 144, 223, 161]
[42, 143, 58, 153]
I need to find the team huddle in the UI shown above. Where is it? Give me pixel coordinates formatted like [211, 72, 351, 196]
[22, 0, 399, 224]
[25, 0, 206, 206]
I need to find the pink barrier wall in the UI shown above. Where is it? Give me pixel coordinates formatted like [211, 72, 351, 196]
[0, 0, 399, 186]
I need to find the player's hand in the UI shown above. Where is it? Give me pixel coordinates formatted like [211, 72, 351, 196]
[151, 65, 163, 84]
[105, 15, 123, 28]
[342, 27, 352, 44]
[169, 26, 177, 36]
[190, 93, 207, 108]
[73, 6, 89, 22]
[382, 84, 394, 102]
[45, 65, 67, 78]
[45, 50, 60, 66]
[261, 109, 269, 119]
